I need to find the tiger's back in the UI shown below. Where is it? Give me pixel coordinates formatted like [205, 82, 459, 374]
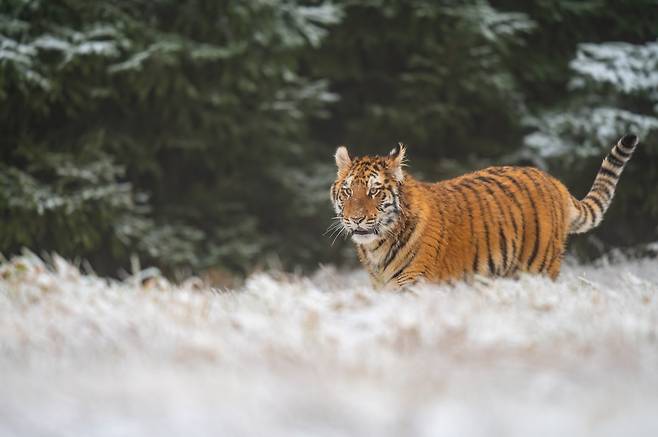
[415, 166, 573, 283]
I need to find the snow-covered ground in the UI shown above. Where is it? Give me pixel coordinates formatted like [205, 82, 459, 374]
[1, 254, 658, 437]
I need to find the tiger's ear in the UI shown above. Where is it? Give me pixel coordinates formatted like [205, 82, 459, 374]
[335, 146, 351, 174]
[387, 142, 407, 182]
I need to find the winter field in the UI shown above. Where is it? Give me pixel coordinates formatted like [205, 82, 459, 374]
[1, 254, 658, 437]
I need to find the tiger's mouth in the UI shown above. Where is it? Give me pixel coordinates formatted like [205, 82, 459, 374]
[350, 228, 380, 245]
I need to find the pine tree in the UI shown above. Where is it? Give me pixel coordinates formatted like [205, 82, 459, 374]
[1, 0, 340, 276]
[524, 40, 658, 257]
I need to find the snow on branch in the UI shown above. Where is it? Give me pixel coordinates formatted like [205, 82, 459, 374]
[524, 107, 658, 163]
[570, 41, 658, 95]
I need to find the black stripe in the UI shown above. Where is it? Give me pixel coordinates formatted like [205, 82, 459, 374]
[462, 181, 492, 272]
[613, 145, 631, 158]
[591, 183, 612, 199]
[428, 239, 441, 264]
[538, 246, 549, 272]
[488, 247, 496, 275]
[493, 182, 516, 273]
[539, 175, 556, 273]
[587, 194, 605, 212]
[453, 185, 479, 275]
[475, 176, 507, 274]
[583, 201, 596, 224]
[538, 180, 555, 273]
[617, 141, 636, 153]
[548, 177, 564, 230]
[495, 173, 529, 268]
[545, 179, 565, 273]
[475, 180, 497, 275]
[525, 170, 553, 273]
[479, 176, 520, 235]
[394, 273, 411, 286]
[461, 181, 493, 275]
[606, 155, 624, 167]
[580, 203, 590, 229]
[610, 149, 628, 163]
[596, 176, 616, 192]
[548, 178, 566, 255]
[599, 167, 619, 179]
[382, 217, 416, 269]
[475, 176, 508, 274]
[388, 192, 400, 218]
[390, 251, 417, 282]
[372, 238, 387, 251]
[494, 176, 523, 266]
[499, 227, 508, 273]
[475, 176, 509, 218]
[521, 170, 543, 270]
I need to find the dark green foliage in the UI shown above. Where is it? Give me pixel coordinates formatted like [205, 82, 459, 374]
[495, 0, 658, 257]
[310, 0, 534, 175]
[1, 0, 341, 275]
[2, 0, 656, 277]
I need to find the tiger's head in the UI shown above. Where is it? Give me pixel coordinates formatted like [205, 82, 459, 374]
[330, 143, 407, 245]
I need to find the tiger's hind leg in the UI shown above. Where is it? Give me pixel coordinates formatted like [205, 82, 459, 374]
[547, 257, 562, 280]
[546, 245, 566, 280]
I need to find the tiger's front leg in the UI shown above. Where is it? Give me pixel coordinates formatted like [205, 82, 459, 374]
[385, 270, 424, 288]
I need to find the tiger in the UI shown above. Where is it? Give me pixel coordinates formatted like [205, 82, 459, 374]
[329, 134, 639, 288]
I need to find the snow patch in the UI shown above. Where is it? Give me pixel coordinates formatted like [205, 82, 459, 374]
[1, 254, 658, 436]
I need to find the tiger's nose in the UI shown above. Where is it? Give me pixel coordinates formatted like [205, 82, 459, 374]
[352, 216, 365, 224]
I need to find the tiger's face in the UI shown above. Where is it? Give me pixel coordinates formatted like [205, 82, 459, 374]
[330, 143, 406, 245]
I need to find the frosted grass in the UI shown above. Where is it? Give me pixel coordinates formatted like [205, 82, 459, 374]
[1, 254, 658, 436]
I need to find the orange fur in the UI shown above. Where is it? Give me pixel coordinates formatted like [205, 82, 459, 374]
[330, 136, 639, 288]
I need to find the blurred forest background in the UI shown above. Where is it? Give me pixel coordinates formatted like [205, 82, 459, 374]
[2, 0, 658, 279]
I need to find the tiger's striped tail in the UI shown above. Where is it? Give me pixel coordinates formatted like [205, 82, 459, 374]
[569, 134, 639, 234]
